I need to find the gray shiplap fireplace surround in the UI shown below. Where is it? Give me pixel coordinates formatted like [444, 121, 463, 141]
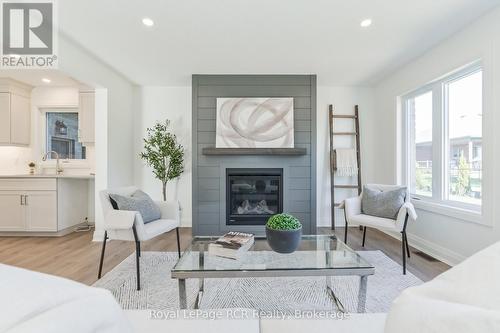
[192, 75, 317, 236]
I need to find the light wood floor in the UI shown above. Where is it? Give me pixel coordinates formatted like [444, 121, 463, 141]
[0, 227, 449, 285]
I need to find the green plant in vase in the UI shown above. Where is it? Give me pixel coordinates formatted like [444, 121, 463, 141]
[265, 213, 302, 253]
[28, 162, 36, 175]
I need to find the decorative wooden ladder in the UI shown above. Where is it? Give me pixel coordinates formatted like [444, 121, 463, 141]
[328, 104, 362, 230]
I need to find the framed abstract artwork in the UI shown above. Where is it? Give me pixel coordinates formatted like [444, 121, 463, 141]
[215, 97, 294, 148]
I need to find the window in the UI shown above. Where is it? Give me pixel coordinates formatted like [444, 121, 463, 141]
[404, 62, 482, 209]
[46, 112, 86, 160]
[446, 70, 482, 205]
[408, 91, 433, 197]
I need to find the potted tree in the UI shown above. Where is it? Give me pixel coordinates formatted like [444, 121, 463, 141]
[140, 120, 184, 201]
[265, 213, 302, 253]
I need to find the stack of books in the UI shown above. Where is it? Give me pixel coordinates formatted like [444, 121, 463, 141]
[208, 232, 254, 259]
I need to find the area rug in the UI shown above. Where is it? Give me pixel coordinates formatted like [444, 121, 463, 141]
[93, 251, 421, 313]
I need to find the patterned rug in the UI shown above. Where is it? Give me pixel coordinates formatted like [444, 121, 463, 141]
[93, 251, 422, 313]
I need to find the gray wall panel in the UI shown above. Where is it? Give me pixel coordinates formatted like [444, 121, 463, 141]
[198, 166, 220, 178]
[198, 108, 216, 119]
[198, 75, 312, 86]
[192, 75, 317, 236]
[197, 120, 216, 131]
[198, 202, 220, 213]
[198, 96, 311, 109]
[290, 166, 311, 177]
[288, 190, 310, 201]
[198, 212, 220, 225]
[198, 190, 220, 202]
[289, 200, 311, 213]
[198, 85, 311, 97]
[197, 132, 216, 144]
[294, 109, 311, 120]
[198, 178, 220, 190]
[295, 120, 311, 132]
[289, 178, 311, 190]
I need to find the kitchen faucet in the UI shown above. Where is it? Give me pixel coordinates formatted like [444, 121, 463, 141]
[42, 151, 63, 175]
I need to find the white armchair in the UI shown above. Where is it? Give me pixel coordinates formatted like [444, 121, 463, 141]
[340, 184, 417, 274]
[97, 186, 181, 290]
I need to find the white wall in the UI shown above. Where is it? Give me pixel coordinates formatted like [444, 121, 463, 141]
[316, 86, 375, 227]
[372, 8, 500, 264]
[58, 35, 135, 238]
[133, 85, 374, 229]
[133, 86, 192, 226]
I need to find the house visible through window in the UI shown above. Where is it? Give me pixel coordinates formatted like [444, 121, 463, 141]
[446, 70, 482, 205]
[404, 62, 482, 209]
[46, 112, 86, 160]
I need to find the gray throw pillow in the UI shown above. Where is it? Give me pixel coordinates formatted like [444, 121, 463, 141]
[109, 190, 161, 224]
[361, 186, 406, 220]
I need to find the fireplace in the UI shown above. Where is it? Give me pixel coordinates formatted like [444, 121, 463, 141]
[226, 168, 283, 226]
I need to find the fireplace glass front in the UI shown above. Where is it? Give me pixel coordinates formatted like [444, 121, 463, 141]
[226, 168, 283, 225]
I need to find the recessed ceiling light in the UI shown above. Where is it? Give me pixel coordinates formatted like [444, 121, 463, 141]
[41, 78, 51, 84]
[142, 17, 154, 27]
[360, 19, 372, 28]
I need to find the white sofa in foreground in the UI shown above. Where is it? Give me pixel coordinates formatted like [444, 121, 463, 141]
[2, 240, 500, 332]
[125, 310, 386, 333]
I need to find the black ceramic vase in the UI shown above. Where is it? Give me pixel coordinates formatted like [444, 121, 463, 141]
[265, 226, 302, 254]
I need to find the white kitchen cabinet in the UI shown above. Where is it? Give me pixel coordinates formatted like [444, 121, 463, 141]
[0, 93, 10, 143]
[79, 91, 95, 143]
[0, 79, 32, 146]
[25, 191, 57, 231]
[10, 93, 31, 145]
[0, 191, 25, 231]
[0, 178, 89, 234]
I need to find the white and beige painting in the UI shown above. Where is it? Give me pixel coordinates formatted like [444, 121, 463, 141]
[216, 98, 294, 148]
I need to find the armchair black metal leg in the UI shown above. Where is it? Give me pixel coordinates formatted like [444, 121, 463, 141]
[176, 227, 181, 258]
[132, 226, 141, 291]
[362, 226, 367, 247]
[402, 232, 406, 275]
[405, 232, 410, 258]
[401, 213, 409, 275]
[343, 209, 348, 244]
[97, 231, 108, 279]
[135, 243, 140, 290]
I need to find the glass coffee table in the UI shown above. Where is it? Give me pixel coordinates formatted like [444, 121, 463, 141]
[171, 234, 374, 312]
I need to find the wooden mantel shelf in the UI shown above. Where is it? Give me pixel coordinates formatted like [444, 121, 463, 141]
[201, 147, 307, 156]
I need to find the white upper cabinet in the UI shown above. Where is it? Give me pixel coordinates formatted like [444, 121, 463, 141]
[0, 93, 11, 143]
[0, 79, 32, 146]
[10, 94, 30, 145]
[79, 91, 95, 143]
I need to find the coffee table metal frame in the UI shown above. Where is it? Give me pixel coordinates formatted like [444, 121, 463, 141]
[171, 235, 374, 312]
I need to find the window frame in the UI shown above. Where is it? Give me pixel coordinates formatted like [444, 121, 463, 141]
[39, 107, 89, 168]
[402, 61, 483, 215]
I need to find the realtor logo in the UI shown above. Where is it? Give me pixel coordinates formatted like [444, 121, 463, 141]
[1, 0, 57, 68]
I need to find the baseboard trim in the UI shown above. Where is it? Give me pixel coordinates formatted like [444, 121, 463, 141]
[180, 218, 192, 228]
[0, 223, 90, 238]
[92, 229, 105, 242]
[380, 230, 465, 266]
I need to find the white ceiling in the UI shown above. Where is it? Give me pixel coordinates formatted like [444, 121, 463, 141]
[0, 69, 83, 87]
[59, 0, 500, 86]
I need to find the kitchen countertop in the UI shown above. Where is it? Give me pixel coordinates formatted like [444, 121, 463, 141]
[0, 174, 95, 180]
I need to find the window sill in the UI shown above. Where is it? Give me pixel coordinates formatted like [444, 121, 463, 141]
[412, 199, 488, 226]
[39, 160, 90, 169]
